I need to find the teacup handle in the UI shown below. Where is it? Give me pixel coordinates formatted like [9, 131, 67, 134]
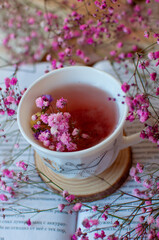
[119, 132, 142, 150]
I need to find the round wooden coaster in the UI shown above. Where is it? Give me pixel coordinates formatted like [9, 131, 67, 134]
[34, 147, 131, 202]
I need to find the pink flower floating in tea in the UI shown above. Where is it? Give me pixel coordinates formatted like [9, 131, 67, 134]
[31, 95, 89, 152]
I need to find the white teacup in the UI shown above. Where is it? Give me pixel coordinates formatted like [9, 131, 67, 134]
[17, 66, 141, 179]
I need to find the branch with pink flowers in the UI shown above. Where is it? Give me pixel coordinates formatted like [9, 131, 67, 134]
[0, 1, 159, 240]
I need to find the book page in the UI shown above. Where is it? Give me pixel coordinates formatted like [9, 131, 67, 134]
[0, 63, 77, 240]
[0, 137, 77, 240]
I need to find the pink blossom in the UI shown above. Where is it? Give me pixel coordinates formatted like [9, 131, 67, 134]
[67, 142, 77, 151]
[10, 77, 17, 85]
[132, 45, 138, 51]
[56, 97, 67, 109]
[26, 219, 31, 226]
[80, 24, 87, 30]
[65, 47, 72, 56]
[92, 205, 98, 211]
[147, 216, 155, 225]
[3, 169, 14, 178]
[82, 218, 91, 228]
[148, 52, 154, 60]
[100, 230, 106, 239]
[127, 52, 133, 58]
[80, 236, 89, 240]
[87, 38, 94, 45]
[0, 194, 8, 201]
[127, 0, 133, 4]
[156, 60, 159, 67]
[72, 128, 79, 136]
[117, 42, 123, 48]
[144, 31, 149, 38]
[136, 163, 144, 173]
[89, 219, 99, 226]
[134, 4, 141, 12]
[48, 113, 64, 127]
[56, 142, 65, 152]
[147, 8, 152, 15]
[76, 49, 84, 58]
[84, 57, 90, 63]
[141, 207, 146, 213]
[110, 50, 117, 56]
[133, 188, 141, 197]
[40, 114, 48, 124]
[94, 230, 106, 239]
[154, 51, 159, 59]
[60, 132, 71, 145]
[50, 126, 58, 136]
[51, 59, 57, 69]
[14, 143, 19, 149]
[145, 200, 152, 206]
[31, 114, 38, 121]
[33, 124, 41, 130]
[27, 17, 35, 24]
[38, 131, 50, 142]
[75, 227, 82, 237]
[123, 26, 131, 34]
[150, 72, 157, 81]
[58, 204, 65, 212]
[7, 109, 15, 116]
[129, 167, 137, 177]
[43, 140, 50, 147]
[35, 95, 52, 109]
[137, 108, 149, 123]
[135, 223, 145, 236]
[65, 194, 75, 203]
[6, 96, 15, 103]
[0, 110, 5, 115]
[94, 233, 100, 239]
[4, 78, 10, 88]
[121, 82, 130, 93]
[73, 203, 82, 211]
[58, 52, 65, 61]
[147, 232, 154, 240]
[62, 190, 69, 198]
[102, 213, 108, 221]
[118, 53, 126, 59]
[16, 161, 28, 171]
[81, 133, 89, 139]
[139, 63, 146, 69]
[71, 234, 77, 240]
[139, 216, 145, 223]
[113, 220, 119, 227]
[46, 54, 51, 61]
[35, 97, 44, 108]
[31, 31, 38, 38]
[6, 186, 13, 193]
[134, 175, 141, 183]
[143, 179, 152, 188]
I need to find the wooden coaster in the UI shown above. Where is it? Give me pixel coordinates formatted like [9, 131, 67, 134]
[35, 147, 131, 202]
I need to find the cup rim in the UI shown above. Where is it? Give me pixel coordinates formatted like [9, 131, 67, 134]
[17, 66, 128, 157]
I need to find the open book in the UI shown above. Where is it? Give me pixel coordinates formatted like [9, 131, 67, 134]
[0, 62, 158, 240]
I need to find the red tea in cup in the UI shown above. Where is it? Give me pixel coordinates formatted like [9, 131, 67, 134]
[18, 66, 141, 178]
[48, 83, 118, 151]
